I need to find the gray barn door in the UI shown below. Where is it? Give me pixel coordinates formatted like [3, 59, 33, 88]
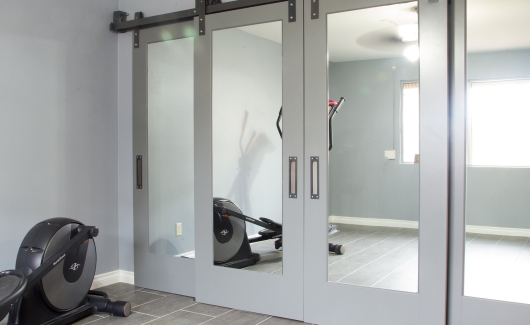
[448, 0, 530, 323]
[194, 1, 305, 320]
[303, 0, 449, 324]
[133, 21, 196, 296]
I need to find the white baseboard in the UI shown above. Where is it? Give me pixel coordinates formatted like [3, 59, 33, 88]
[330, 215, 530, 237]
[91, 270, 134, 289]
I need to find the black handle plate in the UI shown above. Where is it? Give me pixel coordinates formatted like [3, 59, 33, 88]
[136, 155, 142, 189]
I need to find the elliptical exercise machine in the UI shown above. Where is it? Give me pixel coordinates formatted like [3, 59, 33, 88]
[0, 218, 131, 325]
[213, 98, 346, 268]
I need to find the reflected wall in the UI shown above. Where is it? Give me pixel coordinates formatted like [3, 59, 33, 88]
[212, 22, 284, 273]
[327, 2, 420, 292]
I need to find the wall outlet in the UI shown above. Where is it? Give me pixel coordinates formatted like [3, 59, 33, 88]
[384, 150, 396, 160]
[176, 223, 182, 236]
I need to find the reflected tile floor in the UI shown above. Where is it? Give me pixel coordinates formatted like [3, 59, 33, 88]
[328, 224, 419, 292]
[464, 233, 530, 304]
[245, 224, 530, 302]
[243, 224, 420, 293]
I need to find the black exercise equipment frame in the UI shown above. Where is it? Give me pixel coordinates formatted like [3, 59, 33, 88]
[215, 206, 282, 235]
[214, 205, 343, 254]
[7, 222, 130, 325]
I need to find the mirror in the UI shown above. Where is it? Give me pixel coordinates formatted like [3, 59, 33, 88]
[327, 2, 419, 292]
[212, 21, 283, 274]
[148, 37, 195, 257]
[464, 0, 530, 303]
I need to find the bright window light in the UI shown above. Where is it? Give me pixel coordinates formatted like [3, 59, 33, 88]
[402, 82, 419, 164]
[468, 79, 530, 167]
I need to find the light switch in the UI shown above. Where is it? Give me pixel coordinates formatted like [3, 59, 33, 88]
[176, 223, 182, 236]
[384, 150, 396, 160]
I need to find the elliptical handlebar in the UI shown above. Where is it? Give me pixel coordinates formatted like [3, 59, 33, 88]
[276, 107, 282, 139]
[328, 97, 345, 151]
[276, 97, 345, 151]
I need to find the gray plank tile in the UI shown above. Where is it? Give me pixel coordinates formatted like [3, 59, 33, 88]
[133, 294, 195, 316]
[335, 235, 414, 268]
[182, 303, 231, 317]
[115, 290, 164, 308]
[72, 314, 108, 325]
[241, 240, 283, 274]
[328, 229, 402, 264]
[82, 312, 155, 325]
[95, 283, 139, 297]
[328, 258, 365, 282]
[243, 259, 283, 273]
[372, 275, 418, 293]
[260, 316, 308, 324]
[205, 310, 269, 325]
[137, 288, 173, 297]
[147, 310, 212, 325]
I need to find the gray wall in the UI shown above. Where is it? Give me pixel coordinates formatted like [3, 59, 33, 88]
[466, 49, 530, 229]
[329, 57, 420, 222]
[212, 28, 283, 236]
[0, 0, 119, 274]
[329, 49, 530, 229]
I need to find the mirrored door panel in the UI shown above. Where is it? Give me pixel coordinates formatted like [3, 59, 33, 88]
[327, 2, 419, 293]
[195, 2, 303, 319]
[133, 22, 196, 296]
[212, 21, 283, 274]
[305, 0, 448, 323]
[464, 0, 530, 304]
[148, 37, 195, 258]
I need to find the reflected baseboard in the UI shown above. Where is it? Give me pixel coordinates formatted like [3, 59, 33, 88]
[329, 215, 418, 229]
[465, 225, 530, 237]
[91, 270, 134, 289]
[329, 215, 530, 238]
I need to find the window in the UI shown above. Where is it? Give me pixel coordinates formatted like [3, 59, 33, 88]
[402, 82, 419, 163]
[468, 79, 530, 167]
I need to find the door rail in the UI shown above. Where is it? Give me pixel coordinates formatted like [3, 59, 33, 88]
[109, 0, 287, 33]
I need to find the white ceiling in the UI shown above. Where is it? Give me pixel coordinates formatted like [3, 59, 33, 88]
[238, 0, 530, 62]
[467, 0, 530, 53]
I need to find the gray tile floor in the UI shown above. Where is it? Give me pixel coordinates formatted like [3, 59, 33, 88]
[0, 283, 309, 325]
[4, 226, 530, 325]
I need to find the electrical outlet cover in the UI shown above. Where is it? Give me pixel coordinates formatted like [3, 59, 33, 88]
[384, 150, 396, 160]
